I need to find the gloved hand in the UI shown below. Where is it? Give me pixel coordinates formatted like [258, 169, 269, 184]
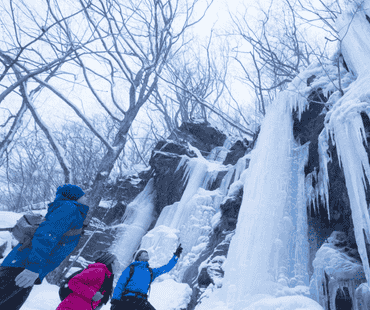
[174, 243, 183, 257]
[92, 291, 104, 301]
[15, 269, 39, 288]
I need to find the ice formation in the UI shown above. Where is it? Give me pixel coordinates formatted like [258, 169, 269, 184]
[325, 0, 370, 288]
[110, 178, 156, 271]
[310, 231, 365, 310]
[140, 140, 247, 283]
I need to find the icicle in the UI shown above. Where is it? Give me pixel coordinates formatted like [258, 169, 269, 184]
[219, 166, 235, 196]
[170, 158, 209, 229]
[294, 142, 310, 287]
[317, 129, 331, 220]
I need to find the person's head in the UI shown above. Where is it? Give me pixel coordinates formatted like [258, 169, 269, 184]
[134, 249, 149, 262]
[94, 250, 121, 274]
[93, 250, 118, 304]
[56, 184, 85, 202]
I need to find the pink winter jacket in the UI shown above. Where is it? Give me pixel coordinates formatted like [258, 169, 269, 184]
[56, 262, 112, 310]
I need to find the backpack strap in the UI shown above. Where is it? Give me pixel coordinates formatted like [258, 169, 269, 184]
[147, 267, 154, 297]
[125, 265, 135, 288]
[120, 265, 135, 299]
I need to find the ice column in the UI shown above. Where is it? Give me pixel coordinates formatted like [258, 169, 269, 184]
[219, 91, 295, 307]
[293, 142, 310, 287]
[110, 178, 156, 270]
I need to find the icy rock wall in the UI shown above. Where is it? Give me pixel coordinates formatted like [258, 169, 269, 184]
[141, 140, 248, 282]
[325, 0, 370, 287]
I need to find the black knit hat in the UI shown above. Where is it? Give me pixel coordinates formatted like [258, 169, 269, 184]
[133, 249, 148, 261]
[94, 250, 117, 266]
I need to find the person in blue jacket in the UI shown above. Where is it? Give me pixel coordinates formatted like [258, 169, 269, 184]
[0, 184, 89, 310]
[110, 244, 183, 310]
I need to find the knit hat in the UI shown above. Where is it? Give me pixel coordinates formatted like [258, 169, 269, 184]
[94, 250, 117, 266]
[133, 249, 148, 261]
[56, 184, 85, 201]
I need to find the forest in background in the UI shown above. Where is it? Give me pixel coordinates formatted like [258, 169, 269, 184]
[0, 0, 347, 283]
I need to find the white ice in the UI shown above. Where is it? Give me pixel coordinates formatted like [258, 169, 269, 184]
[110, 178, 156, 273]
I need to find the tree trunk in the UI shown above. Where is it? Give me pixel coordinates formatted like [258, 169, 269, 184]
[45, 108, 139, 285]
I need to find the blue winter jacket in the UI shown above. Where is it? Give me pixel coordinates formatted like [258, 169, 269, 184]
[112, 255, 179, 301]
[1, 196, 89, 282]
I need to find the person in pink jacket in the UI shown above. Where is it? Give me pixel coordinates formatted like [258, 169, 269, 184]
[56, 251, 121, 310]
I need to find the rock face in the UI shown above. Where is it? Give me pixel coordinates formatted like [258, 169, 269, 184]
[149, 141, 196, 216]
[71, 121, 234, 266]
[223, 140, 249, 166]
[293, 84, 358, 280]
[168, 121, 227, 157]
[76, 171, 151, 262]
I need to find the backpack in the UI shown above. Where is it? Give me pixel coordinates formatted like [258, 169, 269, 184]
[59, 269, 110, 303]
[121, 264, 154, 298]
[59, 269, 84, 301]
[0, 205, 86, 252]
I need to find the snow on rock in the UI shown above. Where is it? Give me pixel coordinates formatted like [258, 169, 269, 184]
[0, 211, 23, 228]
[0, 211, 23, 260]
[99, 200, 115, 208]
[149, 279, 192, 310]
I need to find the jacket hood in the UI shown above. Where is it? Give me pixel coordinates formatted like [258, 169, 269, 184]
[87, 262, 112, 278]
[47, 198, 89, 219]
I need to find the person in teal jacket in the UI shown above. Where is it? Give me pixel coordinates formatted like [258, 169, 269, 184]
[111, 244, 183, 310]
[0, 184, 89, 310]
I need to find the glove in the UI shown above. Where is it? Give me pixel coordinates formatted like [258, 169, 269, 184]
[174, 244, 183, 257]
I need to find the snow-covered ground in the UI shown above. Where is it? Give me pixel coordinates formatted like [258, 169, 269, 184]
[20, 277, 191, 310]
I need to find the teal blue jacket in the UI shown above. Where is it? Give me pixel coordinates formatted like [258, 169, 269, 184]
[112, 255, 179, 301]
[1, 196, 88, 281]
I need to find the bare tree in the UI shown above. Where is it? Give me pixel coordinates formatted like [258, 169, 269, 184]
[29, 0, 214, 284]
[227, 0, 314, 119]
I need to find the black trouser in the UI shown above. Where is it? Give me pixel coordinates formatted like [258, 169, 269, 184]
[111, 296, 156, 310]
[0, 266, 34, 310]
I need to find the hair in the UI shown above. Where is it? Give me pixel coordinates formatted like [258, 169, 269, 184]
[100, 263, 115, 305]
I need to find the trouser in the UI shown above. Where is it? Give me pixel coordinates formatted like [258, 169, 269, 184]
[0, 266, 34, 310]
[110, 296, 156, 310]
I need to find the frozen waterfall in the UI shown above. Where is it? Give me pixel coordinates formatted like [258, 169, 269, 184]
[195, 88, 317, 310]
